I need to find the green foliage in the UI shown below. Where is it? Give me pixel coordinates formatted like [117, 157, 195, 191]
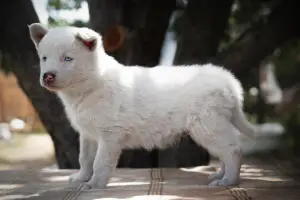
[218, 0, 300, 150]
[271, 40, 300, 88]
[270, 40, 300, 146]
[47, 0, 88, 27]
[223, 0, 275, 50]
[72, 20, 88, 27]
[172, 0, 277, 57]
[48, 17, 88, 28]
[47, 0, 84, 11]
[48, 16, 70, 27]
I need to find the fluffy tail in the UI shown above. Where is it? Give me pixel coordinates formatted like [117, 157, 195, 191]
[231, 106, 284, 139]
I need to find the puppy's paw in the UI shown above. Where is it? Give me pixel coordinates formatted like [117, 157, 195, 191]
[69, 171, 92, 184]
[80, 179, 107, 190]
[208, 171, 224, 181]
[208, 178, 239, 187]
[80, 183, 93, 190]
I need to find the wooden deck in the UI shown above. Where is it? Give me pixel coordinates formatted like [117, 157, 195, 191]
[0, 155, 299, 200]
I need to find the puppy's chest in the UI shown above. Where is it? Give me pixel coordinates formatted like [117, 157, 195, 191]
[66, 104, 125, 133]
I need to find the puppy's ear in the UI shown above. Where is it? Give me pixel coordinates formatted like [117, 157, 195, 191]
[75, 33, 98, 51]
[28, 23, 49, 47]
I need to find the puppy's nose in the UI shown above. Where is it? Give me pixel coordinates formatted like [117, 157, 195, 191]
[43, 72, 56, 84]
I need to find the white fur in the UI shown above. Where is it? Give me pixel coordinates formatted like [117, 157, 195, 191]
[29, 23, 265, 189]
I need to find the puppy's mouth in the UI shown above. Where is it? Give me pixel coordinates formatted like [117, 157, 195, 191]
[45, 86, 63, 92]
[42, 83, 65, 92]
[41, 79, 82, 92]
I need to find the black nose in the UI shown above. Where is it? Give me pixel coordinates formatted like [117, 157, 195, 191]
[43, 72, 56, 84]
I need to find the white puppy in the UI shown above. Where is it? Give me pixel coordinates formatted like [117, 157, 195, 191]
[29, 23, 263, 189]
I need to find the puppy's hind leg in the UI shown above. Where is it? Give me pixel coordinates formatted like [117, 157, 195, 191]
[208, 161, 225, 181]
[208, 145, 242, 187]
[188, 113, 242, 187]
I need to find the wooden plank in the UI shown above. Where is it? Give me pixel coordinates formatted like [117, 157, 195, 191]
[0, 157, 299, 199]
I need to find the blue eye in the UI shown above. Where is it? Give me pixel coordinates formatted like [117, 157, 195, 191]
[42, 56, 47, 61]
[64, 56, 73, 62]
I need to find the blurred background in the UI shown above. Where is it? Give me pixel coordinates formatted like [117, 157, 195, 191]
[0, 0, 299, 171]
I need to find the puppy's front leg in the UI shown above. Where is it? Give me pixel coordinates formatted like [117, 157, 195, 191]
[82, 139, 121, 190]
[69, 134, 97, 184]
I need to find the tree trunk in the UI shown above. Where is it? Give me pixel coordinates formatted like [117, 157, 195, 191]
[174, 0, 234, 65]
[87, 0, 176, 66]
[214, 0, 300, 77]
[0, 0, 79, 169]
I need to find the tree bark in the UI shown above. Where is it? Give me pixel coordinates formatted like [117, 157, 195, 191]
[214, 0, 300, 77]
[121, 0, 176, 66]
[0, 0, 79, 169]
[174, 0, 234, 65]
[87, 0, 176, 66]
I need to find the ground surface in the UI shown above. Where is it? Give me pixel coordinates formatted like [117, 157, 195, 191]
[0, 132, 55, 170]
[0, 132, 298, 199]
[0, 155, 299, 200]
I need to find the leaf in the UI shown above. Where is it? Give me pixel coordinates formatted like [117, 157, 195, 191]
[47, 0, 84, 11]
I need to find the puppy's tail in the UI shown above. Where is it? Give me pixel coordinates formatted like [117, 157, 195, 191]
[231, 105, 284, 140]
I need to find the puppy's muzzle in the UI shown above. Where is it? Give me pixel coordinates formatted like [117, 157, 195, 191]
[43, 72, 56, 85]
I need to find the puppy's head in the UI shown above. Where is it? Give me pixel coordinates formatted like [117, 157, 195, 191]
[29, 23, 103, 92]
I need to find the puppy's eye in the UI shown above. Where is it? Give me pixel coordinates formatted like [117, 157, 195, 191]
[42, 56, 47, 61]
[64, 56, 73, 62]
